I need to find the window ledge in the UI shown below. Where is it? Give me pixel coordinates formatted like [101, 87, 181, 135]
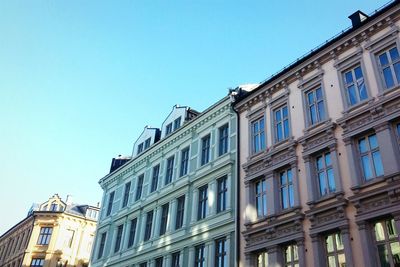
[303, 119, 332, 135]
[342, 97, 374, 115]
[351, 175, 386, 192]
[307, 191, 345, 208]
[378, 84, 400, 98]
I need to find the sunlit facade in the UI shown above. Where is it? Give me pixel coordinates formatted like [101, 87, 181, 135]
[234, 1, 400, 267]
[91, 98, 237, 267]
[0, 194, 99, 267]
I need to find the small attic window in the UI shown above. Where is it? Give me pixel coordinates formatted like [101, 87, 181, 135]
[144, 138, 151, 149]
[166, 123, 173, 135]
[174, 117, 181, 130]
[137, 143, 144, 155]
[50, 202, 58, 212]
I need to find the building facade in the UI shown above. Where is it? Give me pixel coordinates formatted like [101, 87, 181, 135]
[91, 98, 238, 267]
[0, 194, 99, 267]
[234, 1, 400, 267]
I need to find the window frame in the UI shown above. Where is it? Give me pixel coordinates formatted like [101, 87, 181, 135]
[283, 243, 299, 267]
[144, 138, 151, 150]
[159, 203, 169, 236]
[304, 85, 327, 127]
[30, 258, 45, 267]
[251, 116, 266, 155]
[180, 147, 190, 177]
[122, 181, 131, 208]
[114, 224, 124, 253]
[166, 123, 173, 135]
[357, 133, 384, 181]
[135, 174, 145, 201]
[215, 237, 227, 267]
[175, 195, 185, 230]
[144, 210, 154, 242]
[218, 124, 229, 156]
[127, 218, 137, 248]
[194, 244, 205, 267]
[373, 218, 400, 267]
[172, 251, 181, 267]
[150, 165, 160, 193]
[315, 151, 336, 197]
[255, 178, 268, 218]
[324, 232, 346, 267]
[155, 257, 163, 267]
[217, 176, 228, 213]
[174, 117, 181, 130]
[97, 232, 107, 259]
[197, 185, 208, 220]
[279, 168, 294, 210]
[165, 156, 175, 185]
[273, 104, 290, 143]
[376, 45, 400, 90]
[37, 227, 52, 245]
[201, 134, 211, 166]
[106, 191, 115, 216]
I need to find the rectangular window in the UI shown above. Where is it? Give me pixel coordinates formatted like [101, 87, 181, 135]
[139, 263, 147, 267]
[257, 252, 269, 267]
[377, 46, 400, 89]
[175, 195, 185, 230]
[174, 117, 181, 130]
[343, 65, 368, 106]
[37, 227, 52, 245]
[165, 156, 175, 185]
[373, 218, 400, 267]
[137, 143, 144, 155]
[218, 124, 229, 156]
[159, 203, 169, 236]
[274, 105, 290, 142]
[144, 210, 153, 241]
[166, 123, 173, 135]
[135, 174, 144, 201]
[30, 258, 44, 267]
[215, 238, 227, 267]
[97, 232, 107, 259]
[194, 244, 205, 267]
[155, 257, 163, 267]
[396, 123, 400, 142]
[172, 252, 180, 267]
[217, 176, 227, 213]
[201, 135, 211, 165]
[180, 147, 189, 177]
[106, 191, 115, 216]
[144, 138, 151, 149]
[325, 232, 346, 267]
[198, 185, 208, 220]
[127, 218, 137, 248]
[251, 117, 265, 154]
[284, 244, 299, 267]
[255, 179, 267, 217]
[358, 134, 384, 180]
[280, 169, 294, 209]
[306, 86, 326, 125]
[114, 224, 123, 253]
[122, 182, 131, 208]
[316, 152, 336, 196]
[150, 165, 160, 193]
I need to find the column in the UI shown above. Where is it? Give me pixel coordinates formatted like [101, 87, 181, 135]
[140, 213, 147, 242]
[291, 163, 301, 207]
[209, 181, 217, 216]
[149, 259, 155, 267]
[169, 199, 178, 233]
[340, 226, 354, 267]
[184, 194, 190, 227]
[245, 252, 254, 267]
[311, 234, 325, 267]
[154, 207, 161, 238]
[226, 173, 232, 210]
[296, 238, 306, 267]
[225, 235, 231, 267]
[266, 172, 276, 215]
[375, 122, 400, 175]
[343, 137, 360, 188]
[267, 246, 280, 266]
[244, 181, 252, 223]
[207, 241, 214, 267]
[165, 254, 172, 267]
[188, 247, 195, 267]
[303, 155, 316, 203]
[191, 190, 199, 223]
[329, 145, 343, 192]
[357, 221, 375, 267]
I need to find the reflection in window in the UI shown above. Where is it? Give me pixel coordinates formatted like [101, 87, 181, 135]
[274, 105, 290, 142]
[284, 244, 299, 267]
[378, 46, 400, 89]
[251, 117, 265, 154]
[280, 169, 294, 210]
[255, 179, 267, 217]
[325, 232, 346, 267]
[257, 252, 268, 267]
[343, 66, 368, 106]
[374, 218, 400, 267]
[316, 152, 336, 196]
[358, 134, 384, 180]
[306, 87, 325, 125]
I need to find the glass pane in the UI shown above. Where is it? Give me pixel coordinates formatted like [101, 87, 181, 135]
[282, 187, 288, 209]
[289, 185, 294, 207]
[325, 152, 331, 166]
[283, 119, 289, 139]
[358, 79, 368, 101]
[260, 118, 264, 129]
[307, 91, 314, 104]
[394, 62, 400, 84]
[368, 134, 378, 149]
[287, 169, 293, 182]
[362, 155, 373, 180]
[372, 151, 384, 176]
[256, 182, 261, 194]
[354, 66, 363, 79]
[253, 121, 259, 133]
[262, 180, 267, 191]
[383, 67, 395, 88]
[345, 71, 353, 84]
[280, 172, 287, 185]
[375, 222, 385, 241]
[336, 233, 344, 250]
[327, 168, 336, 192]
[310, 105, 317, 125]
[257, 197, 262, 216]
[317, 101, 325, 121]
[378, 244, 391, 267]
[260, 132, 265, 150]
[348, 85, 358, 105]
[319, 172, 327, 196]
[316, 87, 323, 100]
[387, 219, 398, 238]
[285, 246, 292, 262]
[317, 156, 324, 170]
[283, 106, 288, 117]
[327, 256, 336, 267]
[390, 47, 400, 61]
[293, 244, 299, 260]
[263, 196, 267, 215]
[390, 242, 400, 265]
[275, 110, 281, 121]
[338, 253, 346, 267]
[326, 235, 334, 253]
[277, 122, 283, 141]
[358, 138, 367, 153]
[379, 52, 389, 66]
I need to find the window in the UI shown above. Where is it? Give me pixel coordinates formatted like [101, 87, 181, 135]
[137, 143, 144, 155]
[106, 191, 114, 216]
[135, 174, 144, 201]
[180, 147, 189, 177]
[165, 156, 174, 185]
[37, 227, 52, 245]
[97, 232, 107, 259]
[280, 169, 294, 209]
[217, 176, 227, 213]
[166, 123, 173, 135]
[251, 117, 265, 154]
[395, 123, 400, 148]
[325, 232, 346, 267]
[122, 182, 131, 208]
[150, 165, 160, 193]
[198, 185, 208, 220]
[201, 135, 211, 165]
[373, 218, 400, 267]
[316, 152, 336, 196]
[283, 244, 299, 267]
[65, 229, 74, 248]
[127, 218, 137, 248]
[377, 46, 400, 89]
[172, 252, 180, 267]
[255, 179, 267, 217]
[306, 87, 326, 125]
[257, 252, 269, 267]
[155, 257, 163, 267]
[159, 203, 169, 235]
[144, 210, 153, 241]
[175, 196, 185, 230]
[144, 138, 151, 149]
[194, 244, 205, 267]
[50, 202, 58, 211]
[343, 65, 368, 106]
[358, 134, 384, 180]
[219, 124, 229, 156]
[174, 117, 181, 130]
[139, 263, 147, 267]
[30, 258, 44, 267]
[215, 238, 227, 267]
[274, 105, 290, 142]
[114, 224, 123, 253]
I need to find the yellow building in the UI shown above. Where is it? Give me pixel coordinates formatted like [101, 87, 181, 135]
[0, 194, 99, 267]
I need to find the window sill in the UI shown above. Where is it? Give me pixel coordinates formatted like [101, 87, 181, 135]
[378, 84, 400, 98]
[342, 97, 374, 115]
[307, 191, 345, 208]
[351, 175, 386, 192]
[303, 119, 332, 135]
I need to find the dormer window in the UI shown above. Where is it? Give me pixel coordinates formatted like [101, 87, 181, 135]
[50, 202, 58, 212]
[137, 143, 144, 155]
[166, 123, 173, 135]
[174, 117, 181, 130]
[144, 138, 151, 149]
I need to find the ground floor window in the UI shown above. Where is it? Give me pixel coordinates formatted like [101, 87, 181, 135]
[284, 244, 299, 267]
[373, 218, 400, 267]
[256, 251, 268, 267]
[324, 232, 346, 267]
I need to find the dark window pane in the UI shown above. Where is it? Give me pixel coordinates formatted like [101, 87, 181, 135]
[390, 47, 400, 60]
[372, 151, 384, 176]
[317, 101, 325, 121]
[379, 53, 389, 66]
[383, 67, 395, 88]
[345, 71, 353, 84]
[361, 155, 373, 180]
[348, 85, 358, 105]
[316, 87, 323, 100]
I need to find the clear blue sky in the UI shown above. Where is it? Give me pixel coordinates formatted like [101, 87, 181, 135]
[0, 0, 389, 234]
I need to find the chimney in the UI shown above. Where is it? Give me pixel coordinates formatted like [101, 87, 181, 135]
[66, 195, 73, 205]
[348, 10, 369, 28]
